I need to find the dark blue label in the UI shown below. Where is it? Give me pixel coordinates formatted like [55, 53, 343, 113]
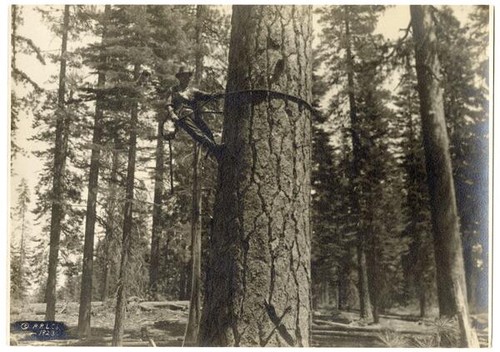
[12, 321, 69, 341]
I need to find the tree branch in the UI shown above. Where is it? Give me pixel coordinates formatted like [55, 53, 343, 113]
[15, 35, 46, 65]
[12, 67, 44, 92]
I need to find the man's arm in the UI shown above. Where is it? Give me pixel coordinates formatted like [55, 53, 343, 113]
[192, 88, 213, 102]
[160, 87, 182, 140]
[165, 87, 179, 119]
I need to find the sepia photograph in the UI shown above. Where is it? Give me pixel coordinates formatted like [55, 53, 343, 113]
[8, 3, 492, 348]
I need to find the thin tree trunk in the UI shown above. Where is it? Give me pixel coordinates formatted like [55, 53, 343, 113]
[184, 143, 202, 346]
[11, 5, 17, 74]
[356, 243, 372, 319]
[149, 115, 165, 299]
[193, 5, 204, 86]
[168, 139, 174, 195]
[112, 64, 140, 347]
[344, 6, 373, 321]
[400, 86, 435, 318]
[45, 4, 70, 321]
[78, 6, 109, 336]
[366, 249, 380, 324]
[179, 260, 191, 300]
[101, 134, 120, 302]
[337, 269, 347, 310]
[78, 66, 103, 337]
[419, 290, 427, 318]
[463, 235, 476, 312]
[101, 238, 111, 302]
[333, 281, 339, 308]
[199, 5, 312, 347]
[184, 5, 204, 345]
[401, 105, 420, 299]
[323, 282, 330, 305]
[11, 5, 21, 160]
[178, 263, 186, 300]
[410, 5, 479, 347]
[18, 208, 27, 299]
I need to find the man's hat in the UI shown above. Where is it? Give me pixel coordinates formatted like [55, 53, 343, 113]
[175, 66, 194, 79]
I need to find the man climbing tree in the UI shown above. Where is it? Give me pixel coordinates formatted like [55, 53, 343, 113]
[199, 5, 313, 347]
[162, 66, 225, 161]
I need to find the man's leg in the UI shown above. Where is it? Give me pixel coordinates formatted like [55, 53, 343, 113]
[177, 116, 223, 159]
[193, 113, 216, 141]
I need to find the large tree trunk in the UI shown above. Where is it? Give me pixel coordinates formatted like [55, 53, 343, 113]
[410, 5, 479, 348]
[199, 5, 312, 347]
[45, 4, 70, 321]
[78, 6, 110, 337]
[112, 64, 140, 347]
[343, 6, 373, 321]
[184, 5, 204, 345]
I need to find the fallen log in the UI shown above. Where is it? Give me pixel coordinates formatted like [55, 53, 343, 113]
[138, 301, 188, 312]
[313, 327, 434, 336]
[312, 330, 384, 339]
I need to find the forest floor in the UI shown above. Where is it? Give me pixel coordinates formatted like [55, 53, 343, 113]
[9, 300, 489, 347]
[312, 306, 489, 348]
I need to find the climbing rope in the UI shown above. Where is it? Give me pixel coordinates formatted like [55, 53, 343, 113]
[161, 88, 318, 141]
[203, 89, 317, 116]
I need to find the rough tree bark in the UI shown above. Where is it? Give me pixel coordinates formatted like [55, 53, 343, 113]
[198, 5, 312, 347]
[410, 5, 479, 348]
[45, 4, 70, 321]
[112, 64, 141, 347]
[184, 5, 205, 346]
[343, 6, 373, 321]
[78, 5, 110, 337]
